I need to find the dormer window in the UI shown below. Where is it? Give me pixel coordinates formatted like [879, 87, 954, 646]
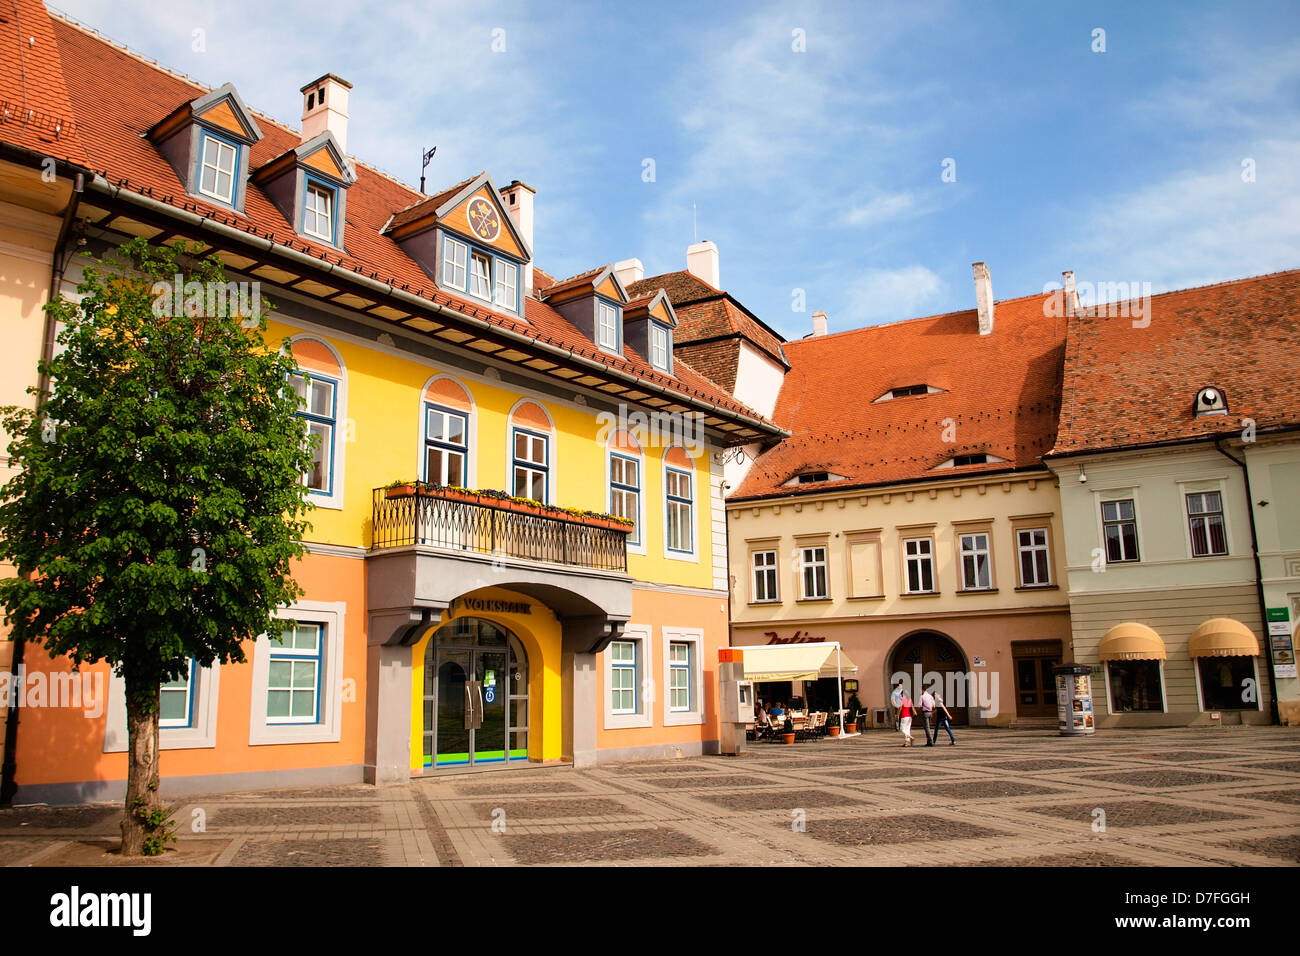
[303, 180, 335, 243]
[873, 384, 941, 402]
[781, 470, 847, 486]
[597, 301, 620, 351]
[469, 250, 493, 300]
[650, 324, 670, 371]
[1194, 386, 1228, 417]
[494, 261, 518, 310]
[443, 236, 468, 290]
[198, 132, 238, 204]
[934, 452, 1008, 469]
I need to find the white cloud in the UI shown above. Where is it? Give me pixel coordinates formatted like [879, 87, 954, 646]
[838, 265, 946, 326]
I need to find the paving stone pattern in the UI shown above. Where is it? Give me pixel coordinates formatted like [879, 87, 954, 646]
[2, 726, 1297, 867]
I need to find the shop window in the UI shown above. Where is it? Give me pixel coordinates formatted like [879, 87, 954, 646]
[1197, 656, 1259, 711]
[1106, 660, 1164, 713]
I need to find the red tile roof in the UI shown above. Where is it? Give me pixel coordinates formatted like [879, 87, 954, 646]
[22, 8, 775, 433]
[537, 265, 609, 298]
[631, 270, 787, 367]
[1050, 269, 1300, 456]
[383, 172, 480, 232]
[731, 293, 1067, 501]
[0, 0, 85, 164]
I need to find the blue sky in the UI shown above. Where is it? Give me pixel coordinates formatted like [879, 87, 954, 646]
[51, 0, 1300, 339]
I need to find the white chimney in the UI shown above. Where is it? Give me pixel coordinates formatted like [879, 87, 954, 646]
[812, 310, 828, 337]
[1062, 270, 1079, 317]
[500, 180, 536, 296]
[973, 261, 994, 335]
[614, 258, 644, 289]
[300, 74, 352, 153]
[686, 240, 720, 289]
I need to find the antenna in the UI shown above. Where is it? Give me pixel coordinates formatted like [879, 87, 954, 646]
[419, 146, 437, 194]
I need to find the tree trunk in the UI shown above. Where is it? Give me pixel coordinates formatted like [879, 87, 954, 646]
[120, 668, 161, 856]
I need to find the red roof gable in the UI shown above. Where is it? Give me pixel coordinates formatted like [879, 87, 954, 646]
[731, 293, 1067, 500]
[25, 9, 774, 433]
[1050, 269, 1300, 456]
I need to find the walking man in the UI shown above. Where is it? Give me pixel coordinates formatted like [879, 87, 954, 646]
[919, 684, 936, 746]
[933, 685, 956, 746]
[890, 679, 904, 730]
[898, 690, 915, 747]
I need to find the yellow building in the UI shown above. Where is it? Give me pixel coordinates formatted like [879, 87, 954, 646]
[0, 3, 783, 804]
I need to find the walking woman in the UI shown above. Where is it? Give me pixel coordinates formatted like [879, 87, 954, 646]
[932, 685, 956, 746]
[898, 690, 915, 747]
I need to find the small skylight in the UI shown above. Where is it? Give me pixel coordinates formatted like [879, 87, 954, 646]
[1194, 386, 1228, 417]
[782, 470, 847, 487]
[872, 384, 941, 403]
[934, 452, 1009, 469]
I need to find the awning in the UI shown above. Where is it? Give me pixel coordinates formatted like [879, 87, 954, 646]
[734, 643, 859, 682]
[1098, 623, 1167, 662]
[1188, 618, 1261, 658]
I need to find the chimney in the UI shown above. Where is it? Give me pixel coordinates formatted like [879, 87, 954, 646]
[614, 258, 644, 289]
[686, 240, 720, 289]
[973, 261, 994, 335]
[300, 74, 352, 153]
[499, 180, 536, 296]
[812, 310, 828, 337]
[1062, 270, 1079, 317]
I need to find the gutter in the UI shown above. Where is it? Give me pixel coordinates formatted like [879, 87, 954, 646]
[87, 176, 789, 443]
[1213, 440, 1280, 725]
[1, 166, 83, 805]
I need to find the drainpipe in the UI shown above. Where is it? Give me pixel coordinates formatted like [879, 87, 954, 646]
[1214, 439, 1280, 725]
[1, 172, 84, 805]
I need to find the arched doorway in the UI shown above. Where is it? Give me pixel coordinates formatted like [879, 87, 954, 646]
[423, 616, 530, 768]
[889, 631, 969, 725]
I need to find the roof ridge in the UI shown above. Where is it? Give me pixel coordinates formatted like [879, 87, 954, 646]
[544, 264, 608, 287]
[1073, 266, 1300, 315]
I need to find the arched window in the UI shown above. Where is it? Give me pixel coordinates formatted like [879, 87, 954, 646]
[288, 336, 346, 509]
[420, 376, 474, 488]
[508, 400, 554, 503]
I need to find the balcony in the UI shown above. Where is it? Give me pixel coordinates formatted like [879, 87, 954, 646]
[370, 485, 631, 573]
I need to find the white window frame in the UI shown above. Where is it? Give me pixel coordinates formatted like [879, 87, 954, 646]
[159, 658, 197, 729]
[1100, 497, 1141, 563]
[197, 132, 237, 204]
[904, 536, 937, 594]
[103, 662, 221, 752]
[1186, 490, 1229, 557]
[650, 324, 669, 370]
[494, 259, 518, 312]
[662, 627, 704, 726]
[597, 301, 619, 351]
[423, 403, 469, 487]
[959, 531, 993, 591]
[752, 549, 779, 603]
[303, 180, 335, 243]
[469, 249, 493, 301]
[603, 624, 652, 729]
[442, 235, 468, 291]
[512, 427, 550, 503]
[799, 545, 829, 600]
[249, 600, 345, 745]
[1016, 527, 1052, 587]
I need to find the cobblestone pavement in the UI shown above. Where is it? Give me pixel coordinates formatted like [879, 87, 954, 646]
[1, 727, 1298, 866]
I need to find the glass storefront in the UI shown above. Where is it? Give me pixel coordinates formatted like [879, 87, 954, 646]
[1107, 659, 1163, 712]
[1197, 655, 1258, 711]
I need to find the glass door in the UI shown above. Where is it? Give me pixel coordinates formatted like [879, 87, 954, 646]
[473, 651, 509, 763]
[433, 649, 472, 766]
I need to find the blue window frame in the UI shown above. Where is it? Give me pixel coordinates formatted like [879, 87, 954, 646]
[512, 427, 549, 502]
[666, 466, 693, 553]
[302, 176, 338, 245]
[608, 455, 639, 546]
[196, 129, 240, 206]
[424, 403, 468, 486]
[610, 640, 637, 714]
[291, 370, 337, 495]
[267, 622, 324, 724]
[440, 234, 520, 315]
[609, 452, 641, 546]
[159, 659, 197, 729]
[669, 642, 692, 712]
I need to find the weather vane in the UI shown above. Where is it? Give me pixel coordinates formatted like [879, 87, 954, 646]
[419, 146, 437, 194]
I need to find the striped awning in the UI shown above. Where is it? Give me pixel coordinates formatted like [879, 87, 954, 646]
[1188, 618, 1261, 658]
[1098, 623, 1167, 662]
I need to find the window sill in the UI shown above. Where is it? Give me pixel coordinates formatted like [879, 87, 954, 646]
[845, 594, 886, 601]
[663, 711, 705, 727]
[956, 587, 998, 596]
[900, 591, 941, 599]
[603, 712, 653, 731]
[795, 597, 832, 604]
[749, 600, 782, 607]
[1015, 584, 1059, 592]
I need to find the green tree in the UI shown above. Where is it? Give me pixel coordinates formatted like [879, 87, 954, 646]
[0, 238, 314, 855]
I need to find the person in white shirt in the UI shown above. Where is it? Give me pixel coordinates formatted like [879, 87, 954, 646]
[919, 686, 936, 746]
[889, 680, 904, 730]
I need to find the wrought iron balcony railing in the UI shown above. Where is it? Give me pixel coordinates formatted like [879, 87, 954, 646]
[370, 487, 630, 573]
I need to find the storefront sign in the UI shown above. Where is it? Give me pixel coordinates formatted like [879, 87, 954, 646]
[764, 630, 825, 645]
[451, 597, 532, 615]
[1268, 608, 1297, 678]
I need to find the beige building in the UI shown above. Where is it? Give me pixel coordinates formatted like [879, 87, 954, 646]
[724, 268, 1073, 728]
[1046, 271, 1300, 727]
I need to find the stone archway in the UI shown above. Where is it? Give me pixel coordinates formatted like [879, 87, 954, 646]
[887, 631, 970, 725]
